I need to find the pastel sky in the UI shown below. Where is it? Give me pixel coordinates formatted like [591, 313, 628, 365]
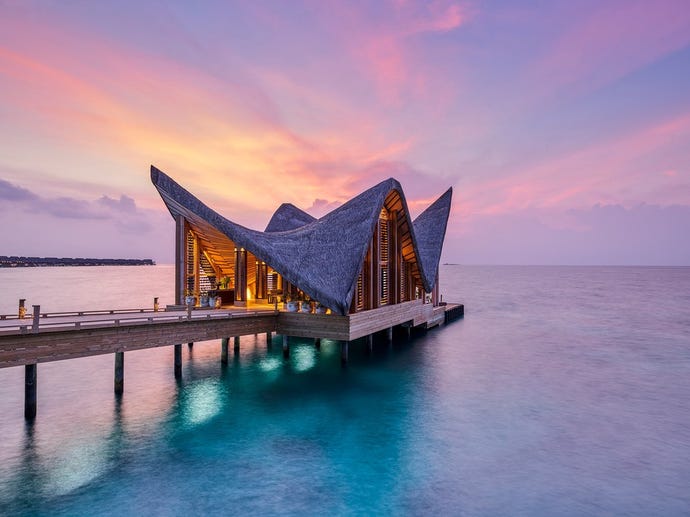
[1, 0, 689, 265]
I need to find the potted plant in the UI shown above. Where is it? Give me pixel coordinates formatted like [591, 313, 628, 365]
[207, 289, 217, 309]
[300, 294, 312, 313]
[285, 295, 299, 312]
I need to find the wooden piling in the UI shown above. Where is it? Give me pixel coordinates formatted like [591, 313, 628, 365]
[221, 337, 229, 364]
[174, 344, 182, 379]
[114, 351, 124, 394]
[32, 305, 40, 333]
[366, 334, 373, 353]
[282, 335, 289, 358]
[340, 341, 349, 365]
[266, 332, 272, 346]
[386, 326, 393, 344]
[25, 364, 37, 420]
[314, 337, 321, 350]
[234, 336, 240, 352]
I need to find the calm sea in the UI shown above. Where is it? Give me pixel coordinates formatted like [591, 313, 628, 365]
[0, 265, 688, 516]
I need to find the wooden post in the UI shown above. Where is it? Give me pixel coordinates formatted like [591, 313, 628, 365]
[340, 341, 349, 365]
[174, 344, 182, 379]
[18, 299, 26, 319]
[234, 248, 247, 305]
[282, 335, 289, 358]
[114, 351, 124, 394]
[366, 334, 373, 353]
[234, 336, 240, 352]
[314, 337, 321, 350]
[175, 215, 186, 305]
[24, 364, 37, 420]
[32, 305, 40, 333]
[221, 338, 229, 364]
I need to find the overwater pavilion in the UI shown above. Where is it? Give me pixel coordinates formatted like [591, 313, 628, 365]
[151, 166, 454, 339]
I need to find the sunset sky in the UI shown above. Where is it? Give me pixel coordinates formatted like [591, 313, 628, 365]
[1, 0, 689, 265]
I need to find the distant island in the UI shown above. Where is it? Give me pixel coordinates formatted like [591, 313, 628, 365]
[0, 256, 156, 267]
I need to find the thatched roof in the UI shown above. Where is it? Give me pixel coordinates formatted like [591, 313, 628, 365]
[265, 203, 316, 232]
[151, 166, 452, 315]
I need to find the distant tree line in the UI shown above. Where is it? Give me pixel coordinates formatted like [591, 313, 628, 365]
[0, 256, 156, 267]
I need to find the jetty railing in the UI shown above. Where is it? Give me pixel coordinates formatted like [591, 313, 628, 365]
[0, 308, 277, 336]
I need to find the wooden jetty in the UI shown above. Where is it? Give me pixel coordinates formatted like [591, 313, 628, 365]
[0, 300, 463, 419]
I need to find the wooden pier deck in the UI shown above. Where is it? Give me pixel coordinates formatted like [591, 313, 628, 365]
[0, 300, 463, 418]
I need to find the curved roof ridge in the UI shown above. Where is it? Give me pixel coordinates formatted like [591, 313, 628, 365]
[265, 203, 316, 232]
[413, 187, 453, 288]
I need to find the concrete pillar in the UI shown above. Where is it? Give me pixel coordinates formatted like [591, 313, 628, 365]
[174, 344, 182, 379]
[221, 338, 229, 364]
[114, 351, 124, 394]
[282, 335, 290, 358]
[340, 341, 349, 365]
[234, 336, 240, 352]
[314, 337, 321, 350]
[24, 364, 37, 420]
[366, 334, 373, 353]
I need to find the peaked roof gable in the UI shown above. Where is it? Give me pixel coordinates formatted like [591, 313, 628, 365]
[413, 188, 453, 288]
[265, 203, 316, 232]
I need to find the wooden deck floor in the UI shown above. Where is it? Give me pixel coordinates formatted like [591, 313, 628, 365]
[0, 301, 463, 368]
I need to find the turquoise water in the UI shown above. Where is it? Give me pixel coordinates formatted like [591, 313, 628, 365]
[0, 265, 689, 515]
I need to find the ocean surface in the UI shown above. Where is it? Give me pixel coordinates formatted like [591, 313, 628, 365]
[0, 265, 688, 516]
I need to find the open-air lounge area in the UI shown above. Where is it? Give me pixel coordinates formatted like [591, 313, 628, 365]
[151, 165, 459, 338]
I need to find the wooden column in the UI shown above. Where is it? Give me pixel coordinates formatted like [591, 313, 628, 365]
[114, 351, 124, 394]
[372, 223, 379, 309]
[175, 215, 186, 305]
[340, 341, 349, 365]
[174, 344, 182, 379]
[282, 335, 290, 358]
[24, 364, 37, 420]
[192, 233, 200, 298]
[234, 248, 247, 305]
[221, 338, 229, 364]
[432, 270, 440, 306]
[256, 262, 268, 300]
[391, 211, 400, 305]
